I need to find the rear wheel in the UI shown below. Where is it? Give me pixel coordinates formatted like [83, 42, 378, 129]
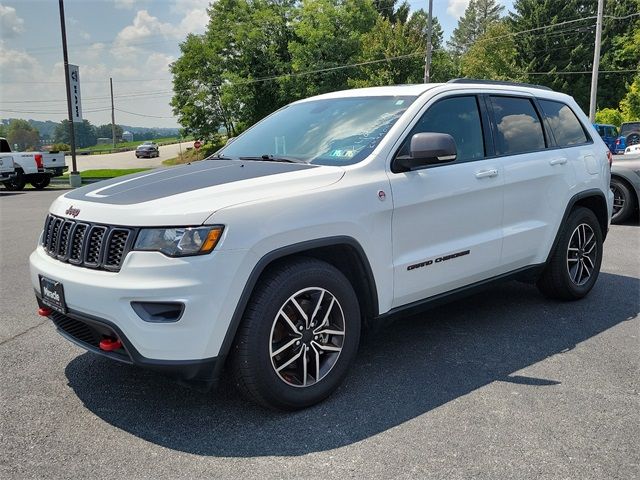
[537, 207, 603, 300]
[231, 257, 361, 410]
[30, 174, 51, 190]
[610, 177, 636, 224]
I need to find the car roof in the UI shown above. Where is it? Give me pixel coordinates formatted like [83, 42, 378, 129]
[295, 81, 573, 105]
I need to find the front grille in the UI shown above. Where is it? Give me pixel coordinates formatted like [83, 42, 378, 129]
[41, 214, 135, 272]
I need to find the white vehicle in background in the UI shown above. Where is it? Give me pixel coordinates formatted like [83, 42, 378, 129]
[0, 151, 16, 182]
[624, 144, 640, 155]
[0, 138, 67, 191]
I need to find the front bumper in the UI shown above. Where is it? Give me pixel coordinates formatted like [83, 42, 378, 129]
[36, 294, 219, 385]
[30, 245, 253, 363]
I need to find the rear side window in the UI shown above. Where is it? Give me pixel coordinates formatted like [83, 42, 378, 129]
[0, 139, 11, 153]
[397, 95, 485, 162]
[539, 100, 589, 146]
[596, 125, 605, 136]
[490, 96, 546, 155]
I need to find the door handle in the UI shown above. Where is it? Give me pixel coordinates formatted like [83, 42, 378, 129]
[475, 168, 498, 179]
[549, 157, 567, 165]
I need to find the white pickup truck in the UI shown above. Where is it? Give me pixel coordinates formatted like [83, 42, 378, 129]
[0, 151, 16, 183]
[0, 137, 67, 190]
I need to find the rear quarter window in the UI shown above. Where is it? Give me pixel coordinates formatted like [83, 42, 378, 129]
[539, 100, 590, 147]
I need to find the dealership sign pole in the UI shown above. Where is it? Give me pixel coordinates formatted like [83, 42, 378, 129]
[58, 0, 81, 187]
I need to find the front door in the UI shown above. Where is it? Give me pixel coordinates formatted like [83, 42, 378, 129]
[388, 95, 504, 308]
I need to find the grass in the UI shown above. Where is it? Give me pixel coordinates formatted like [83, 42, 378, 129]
[76, 136, 193, 154]
[162, 142, 221, 166]
[62, 168, 150, 179]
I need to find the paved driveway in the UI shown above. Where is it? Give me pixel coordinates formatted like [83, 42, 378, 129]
[1, 190, 638, 479]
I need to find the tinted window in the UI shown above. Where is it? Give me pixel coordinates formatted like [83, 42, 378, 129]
[607, 126, 618, 137]
[490, 96, 546, 155]
[0, 139, 10, 153]
[596, 125, 605, 136]
[539, 100, 589, 146]
[397, 96, 485, 162]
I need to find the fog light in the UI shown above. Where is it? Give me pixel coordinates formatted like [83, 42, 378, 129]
[131, 301, 185, 323]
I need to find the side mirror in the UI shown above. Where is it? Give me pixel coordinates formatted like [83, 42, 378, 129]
[394, 132, 457, 172]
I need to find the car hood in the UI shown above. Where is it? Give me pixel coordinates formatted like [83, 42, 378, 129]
[51, 160, 345, 226]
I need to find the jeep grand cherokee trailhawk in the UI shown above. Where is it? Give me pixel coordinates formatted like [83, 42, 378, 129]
[30, 80, 613, 410]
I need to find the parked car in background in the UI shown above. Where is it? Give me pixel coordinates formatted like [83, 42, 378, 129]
[135, 142, 159, 158]
[0, 137, 67, 190]
[594, 123, 618, 153]
[0, 151, 16, 183]
[624, 144, 640, 155]
[613, 122, 640, 154]
[610, 153, 640, 223]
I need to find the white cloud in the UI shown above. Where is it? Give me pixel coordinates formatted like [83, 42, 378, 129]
[114, 0, 136, 9]
[447, 0, 470, 18]
[0, 3, 25, 38]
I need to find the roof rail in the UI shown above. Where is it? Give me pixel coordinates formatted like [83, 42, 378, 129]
[447, 78, 553, 91]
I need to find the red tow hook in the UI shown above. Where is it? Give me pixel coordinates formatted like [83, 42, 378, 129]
[99, 337, 122, 352]
[38, 307, 52, 317]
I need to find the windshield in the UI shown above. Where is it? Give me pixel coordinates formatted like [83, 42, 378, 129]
[621, 123, 640, 136]
[219, 95, 416, 166]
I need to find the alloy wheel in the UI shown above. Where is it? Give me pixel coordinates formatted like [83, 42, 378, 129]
[566, 223, 597, 286]
[269, 287, 345, 388]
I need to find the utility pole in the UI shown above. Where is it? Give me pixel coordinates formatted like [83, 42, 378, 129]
[423, 0, 434, 83]
[110, 77, 116, 148]
[589, 0, 604, 122]
[58, 0, 80, 187]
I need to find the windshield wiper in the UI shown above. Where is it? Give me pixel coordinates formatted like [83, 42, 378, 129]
[239, 154, 307, 164]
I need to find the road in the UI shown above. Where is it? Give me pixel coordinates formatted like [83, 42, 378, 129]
[65, 141, 194, 171]
[0, 190, 638, 479]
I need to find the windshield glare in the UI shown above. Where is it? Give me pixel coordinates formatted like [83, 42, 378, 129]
[219, 96, 416, 166]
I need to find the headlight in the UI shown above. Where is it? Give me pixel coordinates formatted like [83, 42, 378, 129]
[134, 226, 224, 257]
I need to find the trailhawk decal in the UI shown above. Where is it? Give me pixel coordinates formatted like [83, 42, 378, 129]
[407, 250, 471, 271]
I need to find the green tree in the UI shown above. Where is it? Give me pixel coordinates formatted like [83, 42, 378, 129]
[594, 108, 623, 127]
[287, 0, 378, 98]
[461, 21, 522, 81]
[349, 11, 451, 87]
[448, 0, 504, 56]
[511, 0, 639, 111]
[95, 124, 123, 140]
[7, 119, 40, 151]
[372, 0, 409, 23]
[54, 120, 97, 148]
[620, 75, 640, 121]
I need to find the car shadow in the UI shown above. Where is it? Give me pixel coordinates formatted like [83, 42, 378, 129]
[65, 272, 639, 457]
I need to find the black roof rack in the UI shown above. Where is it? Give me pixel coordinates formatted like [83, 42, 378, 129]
[447, 78, 553, 91]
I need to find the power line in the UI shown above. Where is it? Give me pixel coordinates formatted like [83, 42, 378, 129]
[114, 107, 174, 119]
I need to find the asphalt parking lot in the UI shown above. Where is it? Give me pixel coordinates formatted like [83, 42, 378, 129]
[1, 189, 638, 479]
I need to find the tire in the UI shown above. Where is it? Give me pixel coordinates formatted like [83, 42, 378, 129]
[626, 132, 640, 147]
[230, 257, 361, 410]
[537, 207, 603, 301]
[610, 177, 636, 224]
[3, 172, 26, 191]
[30, 174, 51, 190]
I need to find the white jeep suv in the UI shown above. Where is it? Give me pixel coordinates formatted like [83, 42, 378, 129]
[30, 80, 613, 410]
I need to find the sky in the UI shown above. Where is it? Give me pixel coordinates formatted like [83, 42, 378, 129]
[0, 0, 514, 128]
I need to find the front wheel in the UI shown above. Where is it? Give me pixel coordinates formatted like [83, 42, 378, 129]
[610, 177, 636, 224]
[537, 207, 603, 300]
[3, 172, 26, 191]
[231, 257, 361, 410]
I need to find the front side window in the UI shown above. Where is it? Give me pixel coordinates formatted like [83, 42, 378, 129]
[490, 96, 546, 155]
[539, 99, 589, 147]
[219, 96, 416, 166]
[396, 95, 485, 163]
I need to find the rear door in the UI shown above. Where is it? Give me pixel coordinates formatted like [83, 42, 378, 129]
[489, 95, 581, 269]
[388, 94, 504, 307]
